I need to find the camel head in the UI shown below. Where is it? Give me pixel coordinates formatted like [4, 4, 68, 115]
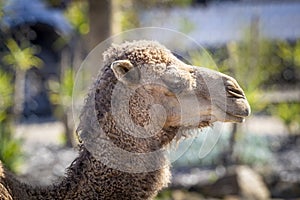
[107, 41, 250, 133]
[76, 40, 251, 173]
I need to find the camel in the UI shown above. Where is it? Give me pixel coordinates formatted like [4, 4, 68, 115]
[0, 40, 250, 200]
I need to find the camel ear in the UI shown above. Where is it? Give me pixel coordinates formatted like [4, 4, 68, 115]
[111, 60, 140, 85]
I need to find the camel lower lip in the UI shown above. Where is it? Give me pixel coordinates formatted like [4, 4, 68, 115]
[225, 112, 245, 123]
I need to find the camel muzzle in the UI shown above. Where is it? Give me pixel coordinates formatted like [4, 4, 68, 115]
[192, 66, 251, 123]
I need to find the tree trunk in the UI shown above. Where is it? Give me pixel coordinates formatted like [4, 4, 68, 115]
[228, 123, 238, 163]
[86, 0, 112, 51]
[14, 67, 26, 122]
[221, 123, 238, 166]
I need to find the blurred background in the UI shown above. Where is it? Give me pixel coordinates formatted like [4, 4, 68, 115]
[0, 0, 299, 199]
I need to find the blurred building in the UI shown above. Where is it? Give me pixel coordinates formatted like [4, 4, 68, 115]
[1, 0, 72, 121]
[140, 1, 300, 46]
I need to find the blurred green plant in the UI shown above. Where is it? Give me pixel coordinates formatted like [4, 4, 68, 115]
[121, 10, 140, 31]
[190, 26, 283, 114]
[48, 67, 76, 146]
[189, 49, 218, 70]
[0, 122, 22, 173]
[155, 189, 173, 200]
[156, 189, 205, 200]
[0, 70, 13, 121]
[2, 38, 43, 119]
[268, 40, 300, 134]
[60, 68, 74, 105]
[216, 25, 285, 164]
[49, 67, 74, 107]
[0, 69, 22, 173]
[276, 40, 300, 69]
[0, 0, 4, 19]
[0, 2, 39, 173]
[188, 21, 285, 166]
[2, 39, 43, 70]
[65, 1, 89, 35]
[221, 39, 279, 113]
[0, 10, 41, 168]
[269, 103, 300, 134]
[178, 17, 195, 35]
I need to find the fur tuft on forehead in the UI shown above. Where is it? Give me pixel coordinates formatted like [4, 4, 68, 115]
[103, 40, 175, 67]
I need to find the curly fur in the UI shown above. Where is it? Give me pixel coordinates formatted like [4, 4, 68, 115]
[0, 40, 250, 199]
[0, 41, 193, 200]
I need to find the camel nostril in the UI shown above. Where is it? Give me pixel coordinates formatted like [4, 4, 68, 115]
[225, 80, 245, 99]
[227, 86, 245, 99]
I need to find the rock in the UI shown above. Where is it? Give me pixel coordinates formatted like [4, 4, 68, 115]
[190, 165, 270, 200]
[267, 134, 300, 198]
[269, 178, 300, 199]
[171, 190, 204, 200]
[236, 165, 270, 200]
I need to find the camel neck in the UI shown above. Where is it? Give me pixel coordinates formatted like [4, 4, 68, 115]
[7, 144, 171, 200]
[15, 145, 169, 200]
[18, 147, 99, 199]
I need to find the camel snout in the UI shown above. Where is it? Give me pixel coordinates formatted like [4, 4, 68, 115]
[225, 79, 246, 99]
[223, 76, 251, 120]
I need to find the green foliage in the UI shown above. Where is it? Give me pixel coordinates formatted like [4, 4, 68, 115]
[268, 40, 300, 134]
[276, 40, 300, 68]
[269, 103, 300, 134]
[2, 39, 43, 71]
[156, 189, 206, 200]
[189, 50, 218, 70]
[121, 10, 140, 31]
[0, 122, 22, 173]
[0, 0, 4, 19]
[0, 5, 24, 172]
[178, 17, 196, 34]
[171, 0, 194, 7]
[220, 37, 300, 117]
[0, 70, 12, 118]
[0, 69, 22, 172]
[49, 67, 74, 109]
[65, 1, 89, 35]
[48, 67, 75, 146]
[155, 189, 173, 200]
[60, 68, 74, 103]
[188, 25, 300, 139]
[220, 39, 276, 113]
[49, 67, 74, 139]
[0, 70, 13, 121]
[190, 29, 289, 114]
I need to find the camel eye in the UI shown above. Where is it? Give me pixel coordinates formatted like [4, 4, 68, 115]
[161, 67, 187, 93]
[153, 63, 166, 72]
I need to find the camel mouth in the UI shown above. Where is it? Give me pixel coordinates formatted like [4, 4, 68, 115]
[190, 66, 251, 125]
[224, 112, 247, 123]
[198, 111, 246, 126]
[214, 97, 251, 123]
[222, 101, 251, 123]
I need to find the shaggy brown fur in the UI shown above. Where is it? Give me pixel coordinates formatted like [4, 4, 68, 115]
[1, 145, 170, 199]
[0, 40, 250, 200]
[0, 41, 184, 200]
